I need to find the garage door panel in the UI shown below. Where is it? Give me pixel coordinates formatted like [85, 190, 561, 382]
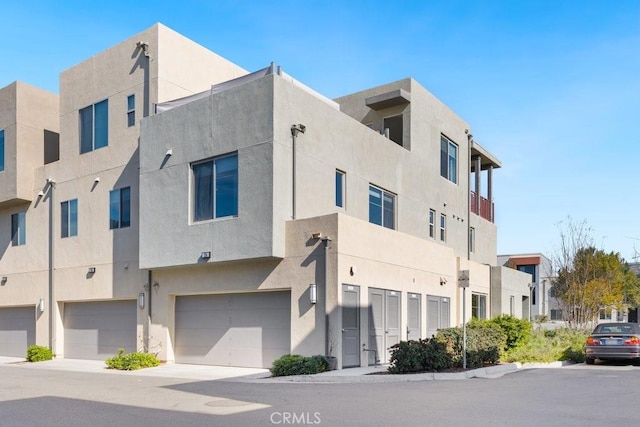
[175, 292, 290, 368]
[0, 307, 36, 357]
[64, 301, 136, 360]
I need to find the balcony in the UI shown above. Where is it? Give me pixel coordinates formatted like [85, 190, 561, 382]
[470, 191, 494, 223]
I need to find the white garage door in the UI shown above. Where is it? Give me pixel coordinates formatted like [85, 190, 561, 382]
[0, 306, 36, 357]
[175, 291, 291, 368]
[64, 300, 137, 360]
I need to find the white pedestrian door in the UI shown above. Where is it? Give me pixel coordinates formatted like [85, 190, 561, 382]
[341, 285, 360, 368]
[407, 293, 421, 341]
[368, 288, 401, 364]
[427, 295, 450, 338]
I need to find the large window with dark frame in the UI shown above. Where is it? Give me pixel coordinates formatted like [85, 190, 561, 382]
[11, 211, 26, 246]
[61, 199, 78, 238]
[80, 99, 108, 154]
[335, 170, 345, 208]
[193, 153, 238, 222]
[109, 187, 130, 229]
[472, 293, 487, 319]
[440, 135, 458, 183]
[368, 185, 395, 229]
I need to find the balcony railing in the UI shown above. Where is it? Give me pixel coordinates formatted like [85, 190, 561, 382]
[470, 191, 494, 223]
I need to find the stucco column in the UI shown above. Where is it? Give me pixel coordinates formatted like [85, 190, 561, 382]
[487, 165, 493, 221]
[473, 156, 481, 214]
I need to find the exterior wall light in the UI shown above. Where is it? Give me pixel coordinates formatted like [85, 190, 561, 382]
[138, 293, 145, 309]
[1, 277, 7, 285]
[310, 284, 317, 304]
[88, 267, 96, 274]
[201, 251, 211, 259]
[38, 299, 45, 313]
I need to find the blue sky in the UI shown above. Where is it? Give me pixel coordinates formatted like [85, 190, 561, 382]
[3, 1, 640, 261]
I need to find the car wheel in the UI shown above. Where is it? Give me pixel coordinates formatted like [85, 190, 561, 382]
[633, 359, 640, 367]
[585, 357, 595, 365]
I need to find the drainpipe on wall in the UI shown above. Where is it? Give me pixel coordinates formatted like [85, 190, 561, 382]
[291, 124, 306, 220]
[322, 236, 332, 357]
[47, 178, 56, 351]
[466, 130, 473, 261]
[145, 270, 153, 352]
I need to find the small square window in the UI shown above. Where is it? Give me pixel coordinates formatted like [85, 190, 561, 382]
[369, 185, 395, 230]
[193, 153, 238, 221]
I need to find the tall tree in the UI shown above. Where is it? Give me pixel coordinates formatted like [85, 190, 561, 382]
[551, 218, 640, 329]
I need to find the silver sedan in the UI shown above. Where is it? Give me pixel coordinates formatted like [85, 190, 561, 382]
[585, 322, 640, 365]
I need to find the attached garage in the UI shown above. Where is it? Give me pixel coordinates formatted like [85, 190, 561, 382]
[174, 291, 291, 368]
[64, 300, 137, 360]
[0, 306, 36, 357]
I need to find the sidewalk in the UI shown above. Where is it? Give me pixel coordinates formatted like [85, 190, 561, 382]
[0, 355, 537, 383]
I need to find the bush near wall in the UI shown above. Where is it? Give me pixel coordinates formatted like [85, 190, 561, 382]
[488, 315, 532, 351]
[433, 320, 507, 369]
[105, 349, 160, 370]
[270, 354, 329, 377]
[388, 338, 455, 374]
[26, 345, 54, 362]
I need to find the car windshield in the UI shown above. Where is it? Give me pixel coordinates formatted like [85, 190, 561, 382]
[594, 324, 638, 334]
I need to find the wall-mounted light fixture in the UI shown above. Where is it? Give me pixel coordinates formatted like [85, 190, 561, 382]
[37, 191, 45, 198]
[440, 277, 448, 286]
[350, 266, 357, 276]
[88, 267, 96, 274]
[38, 299, 45, 313]
[201, 251, 211, 259]
[138, 293, 145, 309]
[1, 277, 7, 285]
[309, 284, 317, 304]
[94, 177, 100, 183]
[312, 232, 322, 240]
[165, 149, 173, 157]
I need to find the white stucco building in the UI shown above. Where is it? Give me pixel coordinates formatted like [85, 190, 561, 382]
[0, 24, 532, 369]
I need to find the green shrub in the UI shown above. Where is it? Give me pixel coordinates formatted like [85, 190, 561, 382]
[437, 320, 507, 368]
[388, 338, 455, 374]
[502, 328, 588, 363]
[270, 354, 328, 377]
[26, 345, 54, 362]
[489, 315, 532, 351]
[105, 348, 160, 370]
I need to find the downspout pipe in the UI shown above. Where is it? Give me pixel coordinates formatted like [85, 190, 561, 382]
[47, 178, 56, 351]
[290, 124, 306, 220]
[321, 236, 331, 356]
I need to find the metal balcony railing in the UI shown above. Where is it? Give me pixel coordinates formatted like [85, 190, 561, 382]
[470, 191, 494, 223]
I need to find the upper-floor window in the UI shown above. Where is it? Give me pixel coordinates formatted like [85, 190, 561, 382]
[193, 153, 238, 221]
[109, 187, 130, 229]
[61, 199, 78, 238]
[472, 293, 487, 319]
[0, 129, 4, 171]
[383, 115, 403, 146]
[127, 95, 135, 127]
[11, 211, 26, 246]
[517, 264, 537, 283]
[80, 99, 108, 154]
[440, 135, 457, 183]
[44, 130, 60, 164]
[439, 214, 446, 242]
[336, 170, 345, 208]
[428, 209, 435, 238]
[469, 227, 475, 253]
[369, 185, 395, 229]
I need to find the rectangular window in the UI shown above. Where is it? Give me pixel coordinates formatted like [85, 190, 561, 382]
[369, 185, 395, 229]
[439, 214, 446, 242]
[127, 95, 135, 127]
[61, 199, 78, 238]
[440, 135, 458, 183]
[193, 153, 238, 221]
[109, 187, 131, 229]
[550, 309, 563, 321]
[0, 129, 4, 172]
[510, 296, 515, 316]
[428, 209, 435, 238]
[517, 264, 537, 283]
[469, 227, 475, 253]
[383, 115, 403, 146]
[11, 211, 26, 246]
[80, 99, 108, 153]
[335, 170, 345, 208]
[471, 293, 487, 319]
[44, 130, 60, 164]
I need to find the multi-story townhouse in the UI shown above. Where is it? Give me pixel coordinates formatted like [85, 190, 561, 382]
[0, 23, 533, 368]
